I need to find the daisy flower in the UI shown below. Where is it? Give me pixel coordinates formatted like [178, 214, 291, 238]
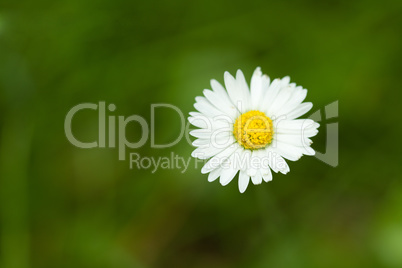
[188, 67, 319, 193]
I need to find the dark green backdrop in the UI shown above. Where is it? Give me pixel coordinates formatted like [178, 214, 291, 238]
[1, 0, 401, 267]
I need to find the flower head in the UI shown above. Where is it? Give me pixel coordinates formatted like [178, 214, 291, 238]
[189, 67, 319, 193]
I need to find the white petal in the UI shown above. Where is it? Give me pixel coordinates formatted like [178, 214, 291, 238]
[275, 155, 290, 174]
[188, 115, 231, 130]
[247, 150, 263, 176]
[276, 87, 307, 116]
[273, 134, 316, 156]
[265, 148, 290, 174]
[219, 166, 238, 186]
[250, 67, 263, 108]
[203, 89, 238, 119]
[235, 69, 251, 111]
[194, 96, 224, 117]
[277, 126, 319, 138]
[246, 150, 258, 177]
[189, 111, 202, 117]
[256, 75, 271, 110]
[274, 133, 312, 147]
[274, 141, 303, 161]
[201, 144, 239, 174]
[281, 76, 290, 85]
[247, 168, 257, 177]
[224, 72, 241, 104]
[251, 170, 263, 185]
[208, 167, 222, 182]
[301, 128, 319, 138]
[189, 128, 232, 139]
[275, 119, 316, 132]
[235, 148, 251, 172]
[224, 71, 248, 113]
[285, 102, 313, 119]
[238, 170, 250, 193]
[192, 138, 211, 147]
[267, 86, 293, 116]
[251, 68, 272, 111]
[210, 79, 240, 117]
[262, 168, 272, 182]
[191, 143, 233, 159]
[260, 78, 281, 113]
[210, 79, 227, 95]
[209, 134, 236, 149]
[188, 116, 212, 129]
[302, 146, 315, 156]
[275, 120, 319, 139]
[189, 129, 212, 139]
[192, 135, 236, 150]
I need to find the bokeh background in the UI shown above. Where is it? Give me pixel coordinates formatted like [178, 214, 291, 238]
[1, 0, 402, 267]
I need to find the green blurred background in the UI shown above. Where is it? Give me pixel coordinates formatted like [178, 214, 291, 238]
[1, 0, 402, 267]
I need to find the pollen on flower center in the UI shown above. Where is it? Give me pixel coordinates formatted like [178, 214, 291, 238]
[233, 110, 274, 150]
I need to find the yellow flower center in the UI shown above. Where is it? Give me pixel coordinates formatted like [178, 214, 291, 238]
[233, 110, 274, 150]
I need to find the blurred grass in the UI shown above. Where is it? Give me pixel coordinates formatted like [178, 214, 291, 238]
[1, 0, 402, 267]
